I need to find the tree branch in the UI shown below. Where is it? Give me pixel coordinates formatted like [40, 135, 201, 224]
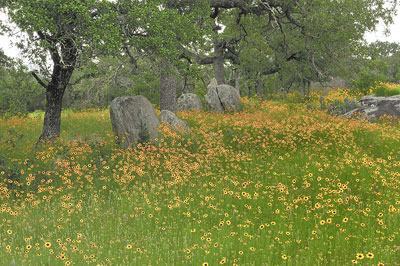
[284, 9, 304, 32]
[210, 7, 219, 19]
[123, 45, 138, 68]
[261, 52, 302, 76]
[31, 71, 48, 89]
[180, 47, 217, 65]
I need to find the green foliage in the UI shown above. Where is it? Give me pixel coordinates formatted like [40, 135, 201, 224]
[326, 98, 361, 116]
[350, 59, 388, 96]
[137, 121, 150, 144]
[232, 0, 397, 96]
[1, 0, 121, 76]
[64, 54, 162, 108]
[374, 86, 386, 96]
[368, 41, 400, 83]
[0, 59, 45, 116]
[119, 0, 210, 72]
[386, 87, 400, 96]
[375, 85, 400, 96]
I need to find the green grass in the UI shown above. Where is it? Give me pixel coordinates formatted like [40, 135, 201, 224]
[374, 84, 400, 97]
[1, 97, 400, 265]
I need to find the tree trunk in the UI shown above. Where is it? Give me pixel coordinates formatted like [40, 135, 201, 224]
[235, 68, 240, 92]
[39, 88, 65, 141]
[38, 68, 74, 142]
[301, 79, 311, 99]
[256, 79, 263, 100]
[35, 36, 77, 143]
[160, 62, 177, 112]
[213, 37, 225, 85]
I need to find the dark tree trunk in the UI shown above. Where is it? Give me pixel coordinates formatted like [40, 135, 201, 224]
[35, 34, 77, 143]
[160, 62, 177, 112]
[39, 87, 65, 141]
[256, 79, 263, 100]
[213, 37, 225, 85]
[38, 68, 74, 142]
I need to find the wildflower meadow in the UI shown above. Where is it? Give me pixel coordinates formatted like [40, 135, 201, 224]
[1, 93, 400, 265]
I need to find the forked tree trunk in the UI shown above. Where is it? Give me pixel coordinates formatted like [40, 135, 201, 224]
[160, 62, 177, 112]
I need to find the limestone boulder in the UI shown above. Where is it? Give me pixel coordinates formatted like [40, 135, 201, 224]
[160, 110, 190, 132]
[205, 78, 223, 113]
[177, 93, 203, 112]
[342, 95, 400, 122]
[205, 78, 241, 113]
[217, 84, 241, 113]
[110, 96, 160, 148]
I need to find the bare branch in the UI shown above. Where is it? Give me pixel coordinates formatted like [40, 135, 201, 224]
[180, 47, 217, 65]
[31, 71, 48, 89]
[69, 72, 97, 86]
[261, 52, 302, 76]
[123, 45, 138, 68]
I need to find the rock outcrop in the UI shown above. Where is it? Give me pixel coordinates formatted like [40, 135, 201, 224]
[205, 78, 241, 113]
[205, 78, 223, 113]
[342, 95, 400, 122]
[110, 96, 160, 148]
[160, 110, 190, 132]
[177, 93, 203, 112]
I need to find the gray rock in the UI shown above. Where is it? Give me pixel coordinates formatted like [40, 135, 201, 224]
[217, 84, 241, 113]
[342, 95, 400, 122]
[177, 93, 203, 111]
[160, 110, 190, 132]
[110, 96, 160, 148]
[205, 78, 241, 113]
[205, 78, 224, 113]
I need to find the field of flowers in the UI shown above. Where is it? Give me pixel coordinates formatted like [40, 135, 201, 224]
[1, 93, 400, 265]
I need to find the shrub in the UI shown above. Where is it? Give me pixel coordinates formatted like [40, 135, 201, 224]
[138, 121, 150, 144]
[385, 87, 400, 96]
[373, 85, 400, 96]
[374, 86, 386, 96]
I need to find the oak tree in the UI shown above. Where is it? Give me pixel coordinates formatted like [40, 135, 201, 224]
[1, 0, 121, 142]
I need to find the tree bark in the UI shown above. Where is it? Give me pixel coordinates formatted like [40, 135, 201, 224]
[36, 34, 77, 143]
[39, 87, 65, 141]
[160, 62, 177, 112]
[38, 68, 74, 142]
[213, 37, 225, 85]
